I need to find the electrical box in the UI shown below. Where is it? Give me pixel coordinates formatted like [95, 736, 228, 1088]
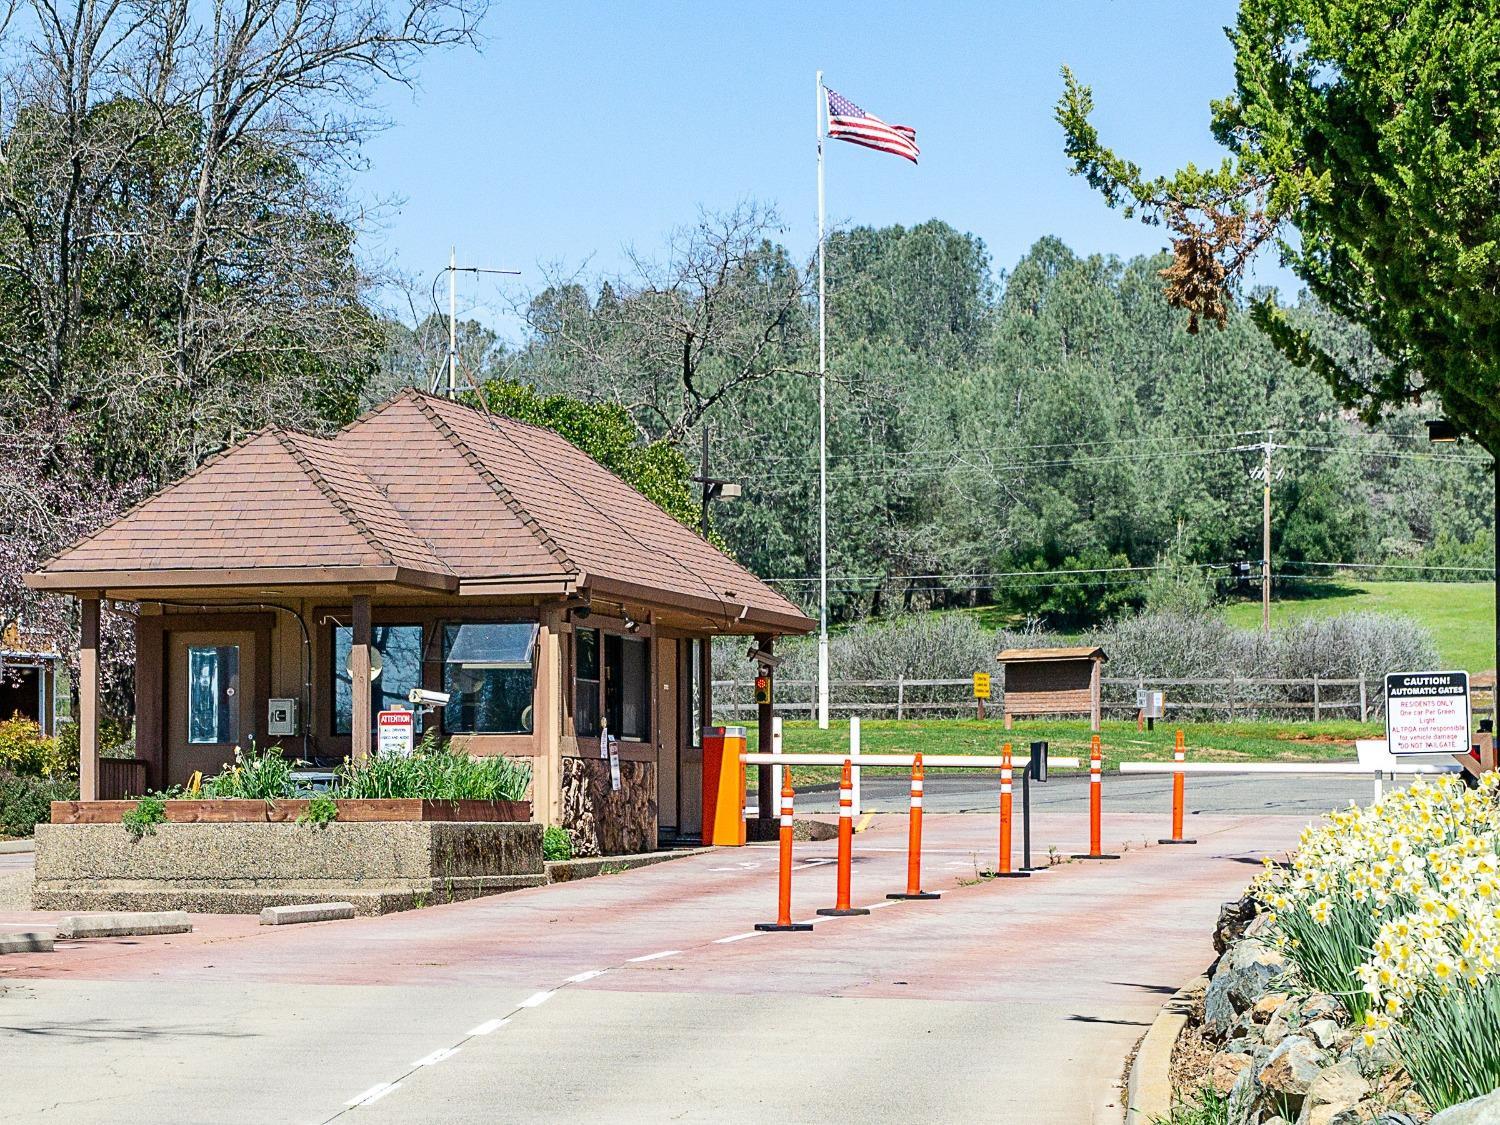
[1136, 690, 1165, 719]
[267, 698, 298, 736]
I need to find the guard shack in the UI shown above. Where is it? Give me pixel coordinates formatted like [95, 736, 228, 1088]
[996, 646, 1107, 733]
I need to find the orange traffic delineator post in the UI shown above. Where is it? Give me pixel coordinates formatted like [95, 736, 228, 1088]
[989, 743, 1030, 878]
[756, 767, 814, 932]
[1072, 734, 1121, 860]
[818, 759, 871, 917]
[1158, 728, 1198, 845]
[889, 752, 940, 900]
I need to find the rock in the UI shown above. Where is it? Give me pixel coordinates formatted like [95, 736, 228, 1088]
[1300, 994, 1345, 1023]
[1263, 1118, 1292, 1125]
[1254, 992, 1293, 1023]
[1210, 1051, 1256, 1095]
[1343, 1034, 1400, 1079]
[1296, 1062, 1369, 1125]
[1366, 1111, 1419, 1125]
[1431, 1088, 1500, 1124]
[1205, 938, 1288, 1039]
[1224, 1035, 1261, 1056]
[1227, 1059, 1261, 1125]
[1265, 999, 1300, 1046]
[1303, 1018, 1343, 1050]
[1259, 1036, 1327, 1098]
[1216, 895, 1261, 953]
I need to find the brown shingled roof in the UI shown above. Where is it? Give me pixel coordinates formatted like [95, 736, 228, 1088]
[30, 389, 812, 633]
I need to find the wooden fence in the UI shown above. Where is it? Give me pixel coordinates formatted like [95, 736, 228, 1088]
[712, 675, 1499, 724]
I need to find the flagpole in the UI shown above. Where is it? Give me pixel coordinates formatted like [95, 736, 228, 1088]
[816, 70, 830, 731]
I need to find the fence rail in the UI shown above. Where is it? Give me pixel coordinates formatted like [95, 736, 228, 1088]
[712, 674, 1498, 724]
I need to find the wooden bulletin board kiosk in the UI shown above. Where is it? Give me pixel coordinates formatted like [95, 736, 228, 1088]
[995, 646, 1107, 732]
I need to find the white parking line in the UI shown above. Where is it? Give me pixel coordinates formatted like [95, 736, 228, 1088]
[713, 931, 760, 944]
[564, 969, 607, 983]
[626, 950, 681, 963]
[467, 1018, 509, 1036]
[411, 1047, 460, 1067]
[518, 990, 555, 1008]
[346, 1082, 402, 1107]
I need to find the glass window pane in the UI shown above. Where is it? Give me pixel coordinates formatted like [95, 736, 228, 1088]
[688, 639, 702, 749]
[333, 625, 424, 736]
[188, 645, 240, 745]
[575, 628, 600, 738]
[606, 635, 650, 741]
[443, 624, 535, 733]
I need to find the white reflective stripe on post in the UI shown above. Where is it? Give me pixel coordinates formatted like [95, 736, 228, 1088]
[910, 795, 922, 807]
[781, 814, 793, 827]
[912, 780, 924, 793]
[1000, 783, 1011, 795]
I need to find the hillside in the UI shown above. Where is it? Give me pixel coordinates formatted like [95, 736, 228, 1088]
[1221, 580, 1495, 673]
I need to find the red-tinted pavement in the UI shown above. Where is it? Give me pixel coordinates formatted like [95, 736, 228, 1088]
[0, 808, 1310, 1124]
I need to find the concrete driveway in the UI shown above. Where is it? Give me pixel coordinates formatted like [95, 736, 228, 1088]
[0, 790, 1334, 1125]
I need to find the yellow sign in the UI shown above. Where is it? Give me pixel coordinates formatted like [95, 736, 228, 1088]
[972, 672, 992, 700]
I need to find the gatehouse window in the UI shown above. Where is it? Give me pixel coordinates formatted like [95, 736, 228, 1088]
[606, 634, 650, 741]
[187, 645, 240, 744]
[442, 623, 537, 734]
[575, 627, 601, 738]
[333, 624, 423, 735]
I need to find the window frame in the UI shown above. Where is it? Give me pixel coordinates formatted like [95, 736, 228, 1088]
[571, 622, 653, 745]
[439, 621, 539, 736]
[330, 622, 426, 738]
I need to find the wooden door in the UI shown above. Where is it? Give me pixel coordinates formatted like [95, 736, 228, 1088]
[165, 630, 258, 787]
[655, 638, 678, 834]
[676, 638, 704, 838]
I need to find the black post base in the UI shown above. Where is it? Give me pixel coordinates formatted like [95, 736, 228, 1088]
[754, 922, 814, 932]
[887, 891, 941, 900]
[982, 870, 1031, 879]
[1071, 853, 1122, 860]
[1022, 865, 1051, 873]
[816, 906, 872, 916]
[1157, 838, 1198, 845]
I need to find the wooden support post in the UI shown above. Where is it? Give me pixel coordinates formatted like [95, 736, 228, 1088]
[350, 592, 372, 762]
[896, 673, 905, 720]
[1359, 675, 1368, 723]
[1313, 674, 1321, 722]
[77, 595, 100, 802]
[533, 605, 564, 825]
[1089, 656, 1102, 733]
[755, 633, 774, 823]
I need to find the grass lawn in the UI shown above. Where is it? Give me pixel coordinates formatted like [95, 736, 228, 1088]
[733, 717, 1383, 783]
[1221, 581, 1494, 673]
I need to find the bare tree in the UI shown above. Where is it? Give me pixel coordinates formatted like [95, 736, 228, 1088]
[520, 203, 812, 443]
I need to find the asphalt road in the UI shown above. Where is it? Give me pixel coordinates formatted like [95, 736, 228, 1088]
[0, 793, 1334, 1125]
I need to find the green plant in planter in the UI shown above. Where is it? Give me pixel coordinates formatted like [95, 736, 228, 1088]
[334, 736, 531, 802]
[201, 741, 298, 800]
[296, 792, 339, 827]
[542, 825, 573, 862]
[122, 794, 168, 840]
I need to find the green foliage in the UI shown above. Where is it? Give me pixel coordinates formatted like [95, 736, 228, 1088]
[334, 738, 531, 802]
[200, 742, 297, 801]
[542, 824, 574, 862]
[1056, 3, 1500, 457]
[0, 716, 65, 778]
[464, 378, 701, 533]
[0, 771, 77, 837]
[55, 716, 134, 772]
[1151, 1086, 1229, 1125]
[1395, 978, 1500, 1112]
[296, 792, 339, 827]
[122, 794, 167, 840]
[1273, 895, 1381, 1021]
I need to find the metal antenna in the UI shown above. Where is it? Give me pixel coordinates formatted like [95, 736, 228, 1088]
[431, 249, 520, 398]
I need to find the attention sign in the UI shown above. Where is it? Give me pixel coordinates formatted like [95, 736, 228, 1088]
[377, 708, 415, 756]
[1385, 671, 1471, 757]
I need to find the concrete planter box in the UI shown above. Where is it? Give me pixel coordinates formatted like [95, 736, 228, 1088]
[50, 799, 531, 824]
[32, 820, 546, 916]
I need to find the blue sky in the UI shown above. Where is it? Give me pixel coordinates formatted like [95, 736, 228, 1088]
[358, 1, 1287, 335]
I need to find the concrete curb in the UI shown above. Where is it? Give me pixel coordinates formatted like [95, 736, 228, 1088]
[0, 839, 36, 854]
[546, 847, 712, 883]
[260, 902, 356, 926]
[1123, 973, 1208, 1125]
[56, 912, 192, 940]
[0, 927, 56, 954]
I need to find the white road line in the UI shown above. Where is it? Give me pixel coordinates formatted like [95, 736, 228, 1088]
[713, 931, 760, 943]
[346, 1082, 402, 1107]
[794, 917, 821, 926]
[519, 990, 555, 1008]
[564, 969, 607, 983]
[626, 950, 681, 963]
[865, 901, 897, 909]
[411, 1047, 460, 1067]
[467, 1018, 509, 1036]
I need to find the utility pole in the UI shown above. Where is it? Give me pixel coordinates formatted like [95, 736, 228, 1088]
[691, 423, 740, 539]
[1233, 429, 1284, 634]
[432, 251, 520, 398]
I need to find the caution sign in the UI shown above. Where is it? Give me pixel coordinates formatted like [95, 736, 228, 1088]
[1385, 671, 1471, 756]
[973, 672, 992, 700]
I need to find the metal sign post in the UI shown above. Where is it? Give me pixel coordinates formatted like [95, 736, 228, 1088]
[1022, 740, 1049, 872]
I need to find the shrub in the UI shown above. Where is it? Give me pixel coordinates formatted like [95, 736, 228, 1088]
[121, 794, 168, 840]
[0, 770, 77, 836]
[0, 715, 65, 777]
[296, 792, 339, 827]
[200, 741, 298, 800]
[334, 736, 531, 802]
[542, 824, 573, 862]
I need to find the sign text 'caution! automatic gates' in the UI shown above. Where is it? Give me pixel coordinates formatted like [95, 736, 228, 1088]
[1385, 671, 1471, 756]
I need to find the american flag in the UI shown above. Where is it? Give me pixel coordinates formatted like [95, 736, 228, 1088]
[825, 88, 919, 164]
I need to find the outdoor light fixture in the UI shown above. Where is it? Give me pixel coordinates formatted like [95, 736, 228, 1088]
[1427, 419, 1460, 443]
[623, 613, 640, 634]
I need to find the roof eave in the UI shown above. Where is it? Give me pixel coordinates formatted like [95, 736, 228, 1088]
[582, 574, 814, 635]
[24, 565, 458, 595]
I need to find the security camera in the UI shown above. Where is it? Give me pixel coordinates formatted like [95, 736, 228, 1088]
[408, 688, 451, 707]
[746, 645, 782, 671]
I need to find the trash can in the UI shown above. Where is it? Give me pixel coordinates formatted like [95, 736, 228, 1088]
[702, 725, 747, 846]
